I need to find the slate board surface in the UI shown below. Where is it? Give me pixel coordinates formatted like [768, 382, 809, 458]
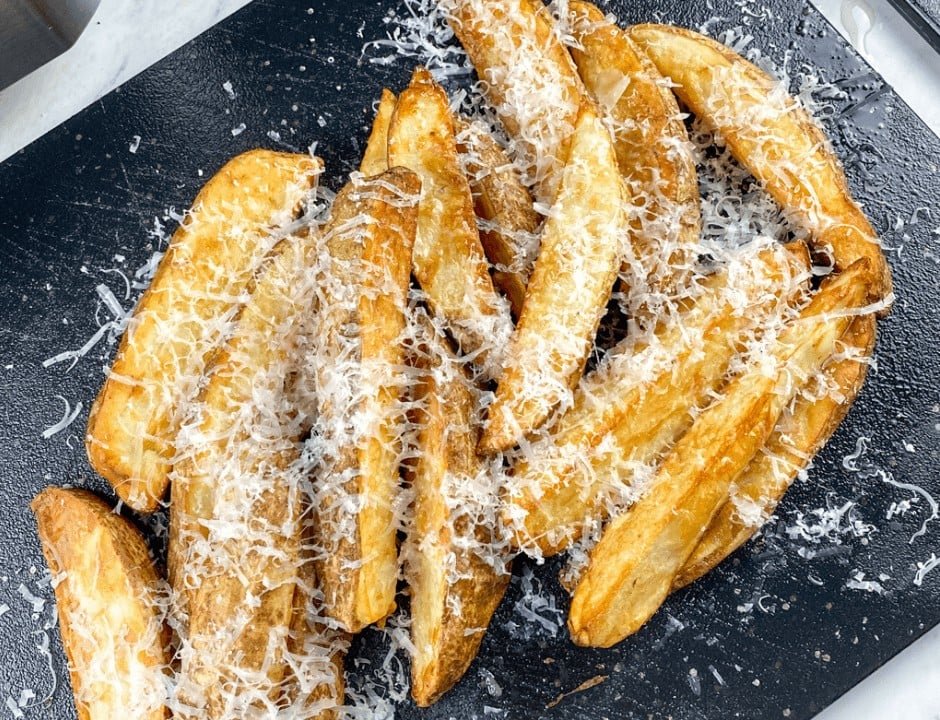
[2, 0, 940, 718]
[887, 0, 940, 50]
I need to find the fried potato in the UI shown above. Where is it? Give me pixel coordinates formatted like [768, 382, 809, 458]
[31, 487, 167, 720]
[311, 168, 421, 633]
[169, 228, 322, 717]
[629, 23, 892, 304]
[480, 101, 627, 453]
[455, 117, 540, 318]
[405, 317, 511, 707]
[568, 2, 700, 298]
[508, 243, 811, 555]
[86, 149, 321, 513]
[360, 89, 396, 175]
[387, 67, 511, 376]
[675, 312, 876, 588]
[445, 0, 585, 204]
[568, 259, 877, 647]
[281, 544, 348, 719]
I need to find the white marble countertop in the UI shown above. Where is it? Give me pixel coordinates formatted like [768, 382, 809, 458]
[1, 0, 939, 718]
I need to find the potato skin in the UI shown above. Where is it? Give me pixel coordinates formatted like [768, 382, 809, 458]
[31, 487, 168, 720]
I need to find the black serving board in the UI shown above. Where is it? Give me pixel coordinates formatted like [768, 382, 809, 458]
[887, 0, 940, 50]
[2, 0, 940, 718]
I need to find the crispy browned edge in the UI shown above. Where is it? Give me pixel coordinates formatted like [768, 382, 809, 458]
[86, 149, 320, 513]
[408, 320, 510, 706]
[31, 487, 168, 720]
[454, 116, 539, 319]
[675, 312, 876, 588]
[313, 167, 421, 632]
[361, 89, 396, 175]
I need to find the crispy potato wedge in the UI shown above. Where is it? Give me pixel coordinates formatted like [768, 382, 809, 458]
[281, 544, 348, 718]
[480, 101, 627, 453]
[406, 317, 511, 707]
[568, 259, 876, 647]
[629, 23, 892, 304]
[445, 0, 585, 204]
[31, 487, 167, 720]
[360, 89, 396, 175]
[508, 243, 811, 555]
[675, 312, 876, 588]
[169, 229, 322, 717]
[387, 67, 511, 376]
[311, 168, 421, 632]
[86, 149, 321, 512]
[455, 117, 540, 318]
[568, 2, 700, 298]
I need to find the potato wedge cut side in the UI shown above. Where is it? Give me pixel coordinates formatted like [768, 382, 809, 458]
[31, 487, 167, 720]
[568, 2, 700, 299]
[629, 23, 892, 304]
[406, 318, 511, 707]
[444, 0, 585, 204]
[387, 67, 511, 376]
[169, 229, 323, 718]
[675, 312, 876, 588]
[568, 259, 876, 647]
[480, 101, 627, 452]
[455, 117, 540, 318]
[86, 149, 321, 512]
[312, 168, 421, 633]
[360, 89, 396, 175]
[509, 243, 811, 555]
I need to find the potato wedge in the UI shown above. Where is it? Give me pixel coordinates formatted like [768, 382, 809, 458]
[455, 117, 540, 318]
[480, 101, 627, 453]
[675, 312, 876, 588]
[568, 2, 700, 299]
[86, 149, 321, 512]
[311, 168, 421, 633]
[629, 23, 892, 304]
[31, 487, 167, 720]
[405, 317, 511, 706]
[568, 259, 877, 647]
[444, 0, 585, 204]
[508, 243, 811, 555]
[281, 544, 348, 718]
[387, 67, 511, 376]
[360, 89, 396, 175]
[169, 229, 323, 717]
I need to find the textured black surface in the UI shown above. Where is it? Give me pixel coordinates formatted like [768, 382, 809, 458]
[887, 0, 940, 50]
[1, 0, 940, 718]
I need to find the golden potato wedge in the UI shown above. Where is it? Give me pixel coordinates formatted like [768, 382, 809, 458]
[31, 487, 167, 720]
[455, 116, 540, 318]
[568, 2, 700, 299]
[405, 317, 511, 707]
[444, 0, 585, 204]
[311, 168, 421, 633]
[360, 89, 396, 175]
[675, 312, 876, 588]
[508, 242, 811, 555]
[568, 259, 877, 647]
[86, 149, 321, 512]
[629, 23, 892, 304]
[387, 67, 511, 376]
[480, 101, 627, 453]
[169, 229, 323, 717]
